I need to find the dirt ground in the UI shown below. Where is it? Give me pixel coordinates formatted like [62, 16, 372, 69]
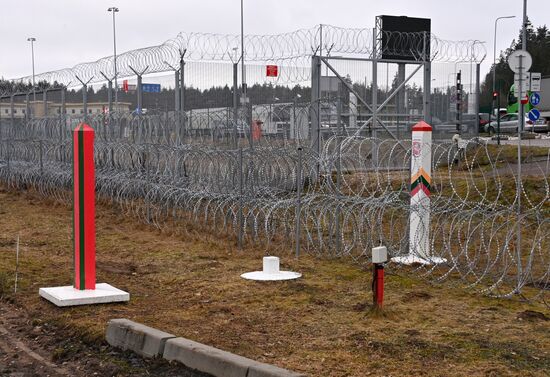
[0, 186, 549, 377]
[0, 300, 208, 377]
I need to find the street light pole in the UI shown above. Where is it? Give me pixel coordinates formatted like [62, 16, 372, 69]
[469, 40, 483, 116]
[522, 0, 527, 51]
[492, 16, 515, 121]
[27, 37, 36, 102]
[240, 0, 252, 148]
[240, 0, 246, 102]
[108, 7, 119, 110]
[515, 0, 527, 295]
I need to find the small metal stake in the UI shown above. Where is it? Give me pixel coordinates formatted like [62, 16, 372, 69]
[14, 234, 20, 294]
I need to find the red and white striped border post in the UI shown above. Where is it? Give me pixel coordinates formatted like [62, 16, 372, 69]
[73, 123, 96, 290]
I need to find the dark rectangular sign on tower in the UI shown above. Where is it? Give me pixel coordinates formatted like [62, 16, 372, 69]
[378, 15, 431, 62]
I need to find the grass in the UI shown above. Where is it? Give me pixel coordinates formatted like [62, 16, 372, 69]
[0, 186, 548, 376]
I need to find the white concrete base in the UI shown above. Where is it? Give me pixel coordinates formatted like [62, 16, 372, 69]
[241, 270, 302, 281]
[241, 256, 301, 281]
[391, 255, 447, 266]
[39, 283, 129, 307]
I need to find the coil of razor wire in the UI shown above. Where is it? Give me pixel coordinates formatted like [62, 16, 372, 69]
[0, 113, 547, 304]
[10, 25, 486, 89]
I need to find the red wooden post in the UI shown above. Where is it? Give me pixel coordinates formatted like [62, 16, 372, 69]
[73, 123, 96, 290]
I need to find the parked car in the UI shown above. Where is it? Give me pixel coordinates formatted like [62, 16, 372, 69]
[524, 117, 548, 132]
[484, 113, 548, 135]
[435, 114, 477, 134]
[478, 113, 490, 132]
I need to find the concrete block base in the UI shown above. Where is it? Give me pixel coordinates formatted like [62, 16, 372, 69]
[39, 283, 129, 307]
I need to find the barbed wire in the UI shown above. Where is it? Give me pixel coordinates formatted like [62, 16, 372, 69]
[0, 114, 547, 304]
[11, 25, 486, 88]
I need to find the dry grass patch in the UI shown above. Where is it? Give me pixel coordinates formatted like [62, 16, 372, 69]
[0, 187, 548, 376]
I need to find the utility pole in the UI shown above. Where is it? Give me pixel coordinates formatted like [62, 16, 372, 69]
[108, 7, 119, 109]
[232, 47, 239, 148]
[455, 71, 462, 135]
[515, 0, 528, 294]
[240, 0, 251, 148]
[27, 37, 37, 102]
[492, 16, 516, 122]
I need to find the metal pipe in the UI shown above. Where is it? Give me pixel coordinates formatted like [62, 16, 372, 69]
[240, 0, 247, 112]
[238, 148, 244, 250]
[295, 147, 302, 257]
[516, 0, 527, 293]
[233, 62, 238, 148]
[27, 37, 36, 102]
[108, 7, 119, 108]
[492, 16, 516, 121]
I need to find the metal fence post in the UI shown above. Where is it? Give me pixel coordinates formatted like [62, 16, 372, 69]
[145, 144, 151, 223]
[238, 148, 244, 249]
[515, 55, 524, 294]
[179, 50, 186, 143]
[335, 140, 342, 254]
[372, 29, 379, 165]
[83, 84, 88, 121]
[61, 87, 66, 142]
[6, 139, 10, 173]
[310, 55, 321, 159]
[10, 95, 15, 133]
[295, 147, 303, 257]
[43, 89, 48, 117]
[475, 63, 481, 136]
[137, 74, 143, 113]
[423, 31, 433, 126]
[233, 62, 238, 149]
[174, 69, 180, 112]
[396, 64, 406, 138]
[129, 66, 149, 115]
[39, 139, 43, 176]
[75, 75, 93, 123]
[25, 92, 31, 122]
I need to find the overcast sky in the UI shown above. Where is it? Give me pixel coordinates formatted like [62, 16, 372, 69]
[0, 0, 548, 80]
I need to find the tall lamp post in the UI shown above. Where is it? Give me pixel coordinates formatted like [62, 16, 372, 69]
[108, 7, 119, 110]
[492, 16, 515, 120]
[27, 37, 36, 102]
[240, 0, 246, 104]
[240, 0, 252, 148]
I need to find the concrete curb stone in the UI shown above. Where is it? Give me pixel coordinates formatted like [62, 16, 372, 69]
[105, 319, 305, 377]
[105, 318, 176, 358]
[163, 337, 305, 377]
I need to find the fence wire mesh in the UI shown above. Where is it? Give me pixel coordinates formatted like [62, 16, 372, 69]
[1, 24, 548, 305]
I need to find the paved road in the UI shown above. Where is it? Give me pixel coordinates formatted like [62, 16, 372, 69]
[485, 135, 550, 148]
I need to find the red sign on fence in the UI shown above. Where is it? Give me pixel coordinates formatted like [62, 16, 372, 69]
[266, 65, 278, 77]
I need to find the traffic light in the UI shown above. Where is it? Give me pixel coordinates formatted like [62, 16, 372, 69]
[492, 91, 498, 100]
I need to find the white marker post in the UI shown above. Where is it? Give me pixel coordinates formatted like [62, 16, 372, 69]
[392, 121, 446, 265]
[241, 257, 301, 281]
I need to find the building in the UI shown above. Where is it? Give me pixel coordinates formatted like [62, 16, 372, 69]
[0, 101, 132, 119]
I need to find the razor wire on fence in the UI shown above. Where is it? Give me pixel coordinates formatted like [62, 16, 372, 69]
[3, 23, 549, 304]
[0, 115, 548, 304]
[10, 25, 486, 88]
